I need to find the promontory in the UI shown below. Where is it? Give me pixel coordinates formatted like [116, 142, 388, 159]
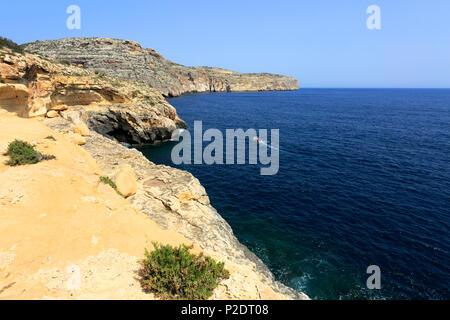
[24, 38, 299, 97]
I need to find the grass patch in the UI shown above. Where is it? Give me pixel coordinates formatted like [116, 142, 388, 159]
[99, 176, 123, 197]
[0, 37, 24, 54]
[5, 140, 55, 166]
[139, 243, 230, 300]
[58, 60, 71, 66]
[110, 79, 123, 88]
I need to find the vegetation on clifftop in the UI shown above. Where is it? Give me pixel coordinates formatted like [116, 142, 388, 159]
[99, 176, 124, 197]
[0, 37, 24, 54]
[139, 243, 230, 300]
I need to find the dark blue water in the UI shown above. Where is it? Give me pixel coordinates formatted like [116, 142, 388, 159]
[138, 89, 450, 300]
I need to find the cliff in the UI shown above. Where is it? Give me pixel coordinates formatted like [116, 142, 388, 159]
[0, 45, 308, 299]
[23, 38, 299, 97]
[0, 46, 186, 144]
[0, 113, 303, 299]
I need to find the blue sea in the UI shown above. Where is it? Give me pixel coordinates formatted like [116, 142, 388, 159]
[138, 89, 450, 300]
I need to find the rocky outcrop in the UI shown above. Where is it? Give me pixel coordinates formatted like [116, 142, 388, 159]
[24, 38, 299, 97]
[0, 47, 186, 144]
[115, 164, 138, 198]
[0, 114, 279, 299]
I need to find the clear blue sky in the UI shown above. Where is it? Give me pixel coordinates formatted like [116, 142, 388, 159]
[1, 0, 449, 88]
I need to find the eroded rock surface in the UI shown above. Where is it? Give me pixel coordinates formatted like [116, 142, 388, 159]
[24, 38, 299, 97]
[0, 114, 304, 300]
[0, 47, 186, 144]
[45, 115, 309, 300]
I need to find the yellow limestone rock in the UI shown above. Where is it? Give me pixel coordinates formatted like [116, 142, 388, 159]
[73, 123, 90, 137]
[46, 110, 59, 118]
[115, 164, 137, 197]
[179, 192, 195, 203]
[50, 105, 68, 111]
[68, 133, 87, 146]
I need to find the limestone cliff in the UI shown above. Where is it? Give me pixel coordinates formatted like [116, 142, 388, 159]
[0, 47, 186, 144]
[44, 112, 308, 300]
[0, 114, 302, 299]
[24, 38, 299, 97]
[0, 44, 308, 300]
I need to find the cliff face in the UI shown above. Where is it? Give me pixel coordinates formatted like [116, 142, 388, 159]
[24, 38, 299, 97]
[0, 114, 301, 300]
[0, 114, 191, 299]
[0, 44, 308, 300]
[0, 47, 186, 144]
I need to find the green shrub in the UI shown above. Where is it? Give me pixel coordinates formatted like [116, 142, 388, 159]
[6, 140, 40, 165]
[139, 242, 230, 300]
[5, 140, 56, 166]
[41, 154, 56, 161]
[99, 176, 123, 197]
[111, 79, 123, 88]
[58, 60, 71, 66]
[0, 37, 24, 54]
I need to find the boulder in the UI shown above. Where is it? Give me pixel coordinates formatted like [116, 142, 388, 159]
[68, 133, 86, 146]
[46, 110, 59, 118]
[51, 105, 68, 111]
[115, 164, 137, 197]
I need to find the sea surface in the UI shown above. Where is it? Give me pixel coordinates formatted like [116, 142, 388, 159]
[137, 89, 450, 300]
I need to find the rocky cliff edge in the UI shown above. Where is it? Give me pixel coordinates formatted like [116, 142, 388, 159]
[0, 45, 308, 299]
[0, 46, 186, 144]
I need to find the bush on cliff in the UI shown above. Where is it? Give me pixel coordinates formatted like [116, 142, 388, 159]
[5, 140, 55, 166]
[99, 176, 124, 197]
[0, 37, 24, 54]
[139, 242, 230, 300]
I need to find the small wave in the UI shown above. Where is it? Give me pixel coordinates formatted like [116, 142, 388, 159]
[289, 273, 313, 292]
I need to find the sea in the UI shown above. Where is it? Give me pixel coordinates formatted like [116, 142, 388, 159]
[137, 89, 450, 300]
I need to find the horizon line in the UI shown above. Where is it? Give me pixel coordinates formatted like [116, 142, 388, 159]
[298, 87, 450, 90]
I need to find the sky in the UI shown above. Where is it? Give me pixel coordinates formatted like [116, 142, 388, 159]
[1, 0, 449, 88]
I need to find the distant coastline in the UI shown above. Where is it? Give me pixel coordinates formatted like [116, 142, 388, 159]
[23, 37, 299, 98]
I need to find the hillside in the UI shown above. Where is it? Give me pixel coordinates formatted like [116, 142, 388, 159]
[24, 38, 299, 97]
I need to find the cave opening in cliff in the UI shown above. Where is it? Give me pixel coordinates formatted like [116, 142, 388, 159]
[0, 84, 29, 117]
[106, 127, 139, 145]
